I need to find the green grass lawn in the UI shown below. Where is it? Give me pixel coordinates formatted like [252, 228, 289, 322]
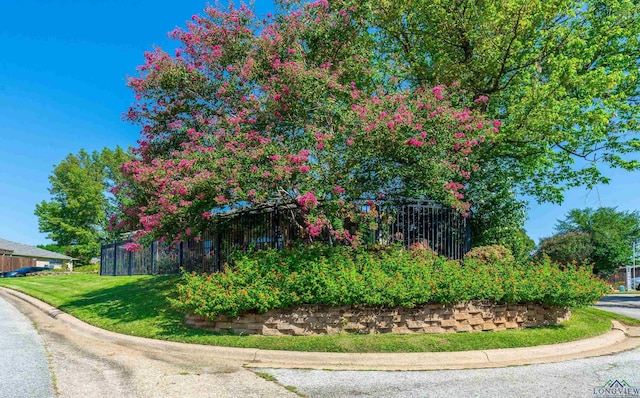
[1, 274, 638, 353]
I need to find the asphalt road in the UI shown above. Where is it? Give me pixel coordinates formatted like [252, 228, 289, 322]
[260, 347, 640, 398]
[0, 290, 298, 398]
[0, 296, 55, 398]
[594, 294, 640, 320]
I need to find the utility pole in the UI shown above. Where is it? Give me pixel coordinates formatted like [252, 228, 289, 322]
[634, 239, 638, 290]
[628, 239, 638, 291]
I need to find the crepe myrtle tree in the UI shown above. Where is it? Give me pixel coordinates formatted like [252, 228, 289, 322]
[114, 1, 500, 246]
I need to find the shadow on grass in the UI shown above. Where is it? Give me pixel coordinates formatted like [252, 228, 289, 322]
[58, 275, 217, 339]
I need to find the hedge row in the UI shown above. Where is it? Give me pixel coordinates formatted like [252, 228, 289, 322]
[171, 244, 609, 319]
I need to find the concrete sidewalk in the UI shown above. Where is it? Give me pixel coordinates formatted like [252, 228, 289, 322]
[2, 287, 639, 371]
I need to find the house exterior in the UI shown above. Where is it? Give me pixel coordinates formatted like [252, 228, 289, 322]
[0, 238, 74, 272]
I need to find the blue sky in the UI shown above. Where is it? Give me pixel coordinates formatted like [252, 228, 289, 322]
[0, 1, 637, 247]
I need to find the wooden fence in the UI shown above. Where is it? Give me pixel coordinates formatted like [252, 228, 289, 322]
[0, 255, 36, 273]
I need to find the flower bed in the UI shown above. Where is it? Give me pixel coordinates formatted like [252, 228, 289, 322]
[172, 244, 608, 334]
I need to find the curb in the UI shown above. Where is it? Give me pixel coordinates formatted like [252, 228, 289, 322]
[1, 287, 639, 371]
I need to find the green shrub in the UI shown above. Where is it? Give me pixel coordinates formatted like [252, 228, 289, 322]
[464, 244, 515, 264]
[535, 231, 594, 266]
[73, 263, 100, 273]
[171, 244, 609, 320]
[408, 241, 439, 259]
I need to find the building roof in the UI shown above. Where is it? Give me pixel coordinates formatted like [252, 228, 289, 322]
[0, 238, 74, 260]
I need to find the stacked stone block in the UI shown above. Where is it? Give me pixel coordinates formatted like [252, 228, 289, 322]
[185, 301, 571, 336]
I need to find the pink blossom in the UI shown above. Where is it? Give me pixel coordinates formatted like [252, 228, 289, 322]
[431, 85, 443, 100]
[332, 185, 345, 194]
[305, 216, 327, 237]
[406, 138, 424, 147]
[125, 242, 143, 252]
[474, 95, 489, 103]
[297, 191, 318, 210]
[444, 181, 465, 191]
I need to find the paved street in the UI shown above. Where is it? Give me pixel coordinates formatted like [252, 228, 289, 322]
[0, 296, 55, 398]
[0, 290, 297, 398]
[595, 294, 640, 320]
[260, 347, 640, 398]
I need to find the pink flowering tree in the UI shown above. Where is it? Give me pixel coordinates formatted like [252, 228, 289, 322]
[116, 1, 499, 245]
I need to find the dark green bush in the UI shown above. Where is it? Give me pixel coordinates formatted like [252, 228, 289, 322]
[171, 244, 609, 319]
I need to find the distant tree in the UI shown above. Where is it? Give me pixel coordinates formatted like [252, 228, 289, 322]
[35, 147, 130, 264]
[537, 207, 640, 274]
[36, 243, 70, 256]
[536, 231, 595, 266]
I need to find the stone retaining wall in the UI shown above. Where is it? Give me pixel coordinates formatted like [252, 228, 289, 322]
[185, 302, 571, 336]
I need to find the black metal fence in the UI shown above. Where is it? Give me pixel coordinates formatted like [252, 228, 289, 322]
[100, 199, 471, 276]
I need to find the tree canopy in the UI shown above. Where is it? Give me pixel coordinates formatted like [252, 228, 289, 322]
[118, 2, 498, 244]
[35, 147, 130, 264]
[365, 0, 640, 202]
[117, 0, 640, 247]
[361, 0, 640, 247]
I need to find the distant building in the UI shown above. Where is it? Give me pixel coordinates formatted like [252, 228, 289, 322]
[606, 266, 640, 291]
[0, 237, 74, 272]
